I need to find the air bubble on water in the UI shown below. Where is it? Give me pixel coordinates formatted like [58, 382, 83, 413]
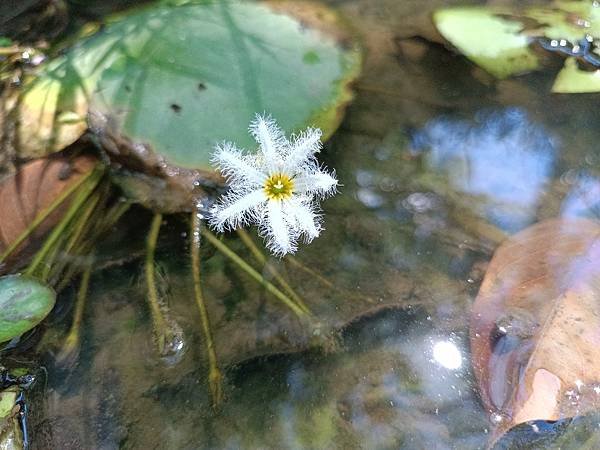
[403, 192, 438, 213]
[355, 170, 374, 187]
[379, 177, 396, 192]
[560, 169, 578, 185]
[490, 413, 503, 424]
[357, 188, 385, 209]
[585, 153, 596, 165]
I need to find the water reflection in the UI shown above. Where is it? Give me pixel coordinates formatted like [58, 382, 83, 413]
[215, 309, 487, 450]
[411, 107, 558, 232]
[17, 0, 600, 447]
[561, 172, 600, 220]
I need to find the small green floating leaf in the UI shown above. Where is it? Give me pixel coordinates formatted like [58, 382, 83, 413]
[433, 1, 600, 91]
[527, 1, 600, 42]
[0, 387, 17, 418]
[0, 386, 23, 449]
[0, 275, 56, 343]
[19, 0, 362, 170]
[552, 57, 600, 93]
[433, 8, 539, 79]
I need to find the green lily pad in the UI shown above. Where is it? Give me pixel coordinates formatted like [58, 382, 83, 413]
[0, 275, 56, 343]
[433, 1, 600, 91]
[553, 57, 600, 93]
[18, 0, 362, 170]
[433, 8, 539, 79]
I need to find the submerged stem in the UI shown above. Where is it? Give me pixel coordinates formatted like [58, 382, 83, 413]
[191, 209, 222, 407]
[57, 263, 92, 366]
[25, 168, 103, 280]
[55, 200, 131, 292]
[145, 214, 168, 352]
[145, 214, 185, 363]
[236, 229, 311, 315]
[201, 229, 308, 319]
[44, 185, 104, 283]
[287, 255, 376, 305]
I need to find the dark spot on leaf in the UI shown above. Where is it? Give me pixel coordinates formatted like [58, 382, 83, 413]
[197, 82, 206, 91]
[303, 50, 320, 65]
[125, 85, 131, 92]
[170, 103, 182, 113]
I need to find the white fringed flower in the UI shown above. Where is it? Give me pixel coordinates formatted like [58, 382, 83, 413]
[209, 114, 338, 256]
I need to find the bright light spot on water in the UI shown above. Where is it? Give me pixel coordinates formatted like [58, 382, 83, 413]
[432, 341, 462, 370]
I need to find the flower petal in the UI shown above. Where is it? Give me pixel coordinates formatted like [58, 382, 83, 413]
[291, 200, 321, 241]
[212, 142, 266, 186]
[264, 200, 295, 256]
[210, 189, 266, 231]
[294, 170, 338, 198]
[249, 114, 286, 171]
[284, 127, 322, 173]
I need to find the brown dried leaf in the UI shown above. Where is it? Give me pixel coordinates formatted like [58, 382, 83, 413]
[0, 154, 97, 272]
[471, 218, 600, 442]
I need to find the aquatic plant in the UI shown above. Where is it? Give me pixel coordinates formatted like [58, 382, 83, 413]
[210, 115, 338, 256]
[0, 0, 363, 412]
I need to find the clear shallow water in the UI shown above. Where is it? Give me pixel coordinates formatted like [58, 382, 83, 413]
[4, 0, 600, 449]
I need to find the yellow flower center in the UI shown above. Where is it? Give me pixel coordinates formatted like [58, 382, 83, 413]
[264, 173, 294, 200]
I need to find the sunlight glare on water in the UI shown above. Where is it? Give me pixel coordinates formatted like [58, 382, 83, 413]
[432, 340, 463, 370]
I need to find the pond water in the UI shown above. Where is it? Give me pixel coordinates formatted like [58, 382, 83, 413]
[2, 0, 600, 449]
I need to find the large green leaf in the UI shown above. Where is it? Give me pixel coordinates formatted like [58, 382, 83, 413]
[18, 0, 362, 170]
[0, 275, 56, 343]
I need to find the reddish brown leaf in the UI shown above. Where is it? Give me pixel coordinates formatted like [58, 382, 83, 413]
[0, 154, 97, 272]
[471, 218, 600, 442]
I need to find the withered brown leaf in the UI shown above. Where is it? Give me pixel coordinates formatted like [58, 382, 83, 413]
[471, 218, 600, 443]
[0, 154, 97, 272]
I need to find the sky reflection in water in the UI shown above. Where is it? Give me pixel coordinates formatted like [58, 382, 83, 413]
[411, 107, 558, 233]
